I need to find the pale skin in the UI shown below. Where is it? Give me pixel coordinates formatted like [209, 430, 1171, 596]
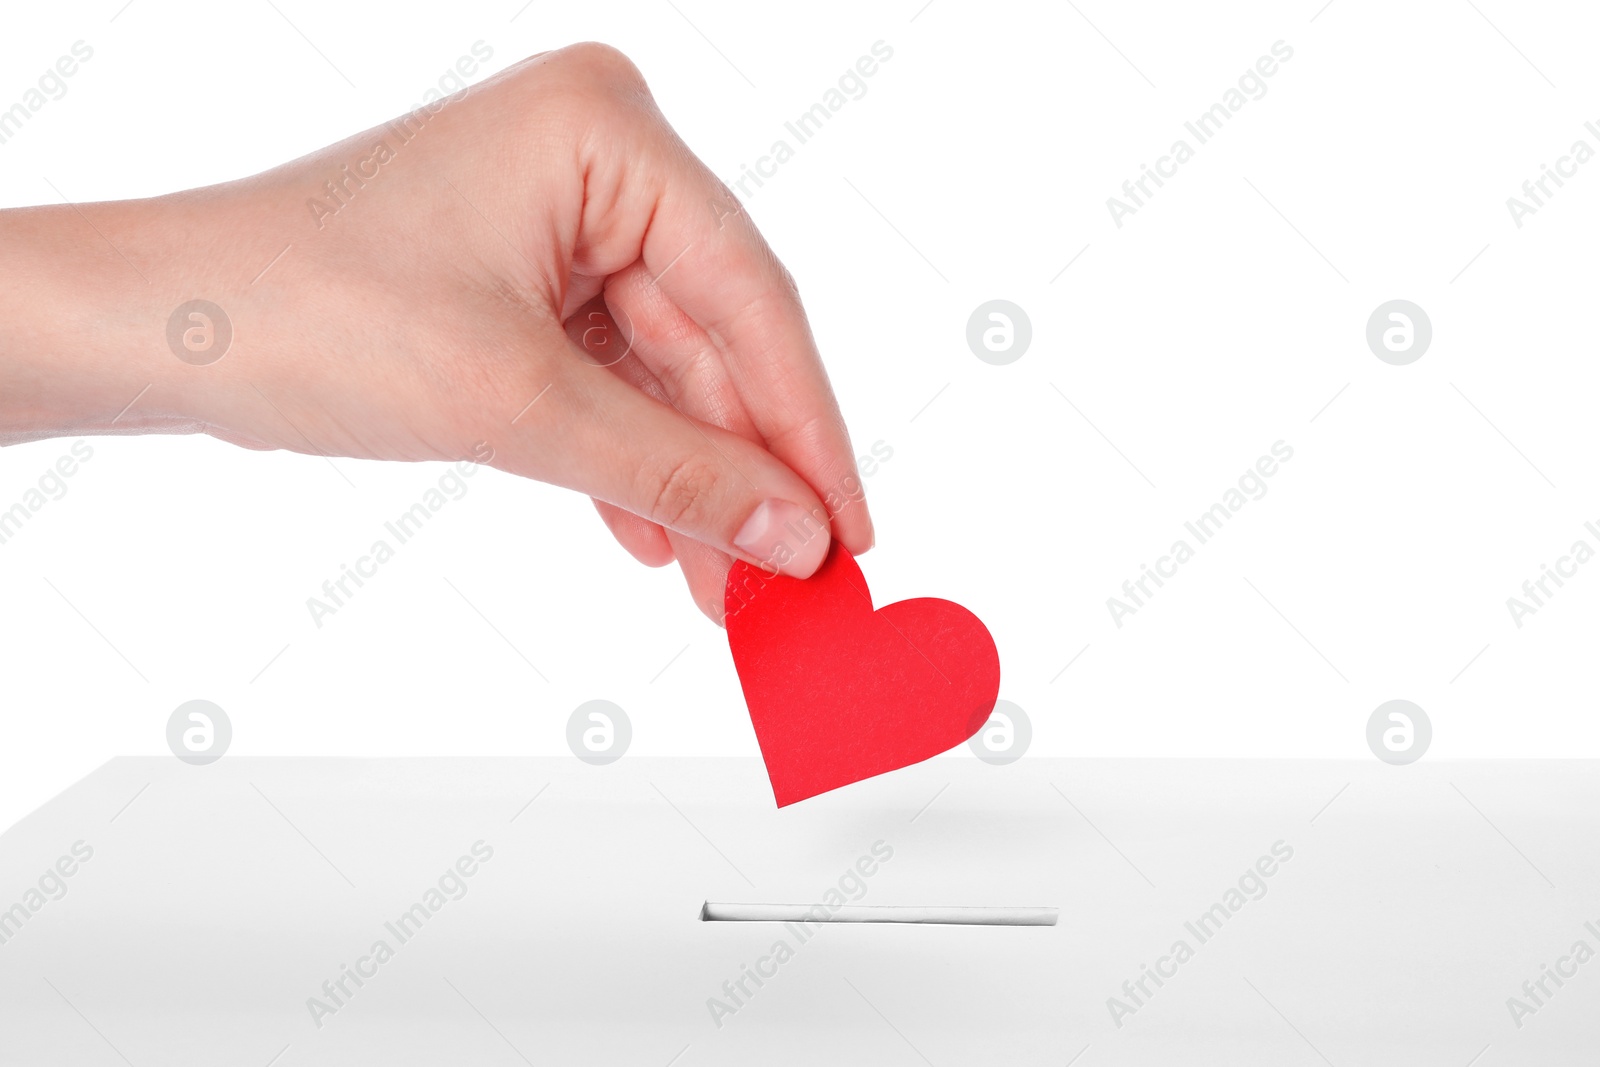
[0, 43, 873, 623]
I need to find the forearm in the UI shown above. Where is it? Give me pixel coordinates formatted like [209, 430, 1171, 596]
[0, 197, 216, 444]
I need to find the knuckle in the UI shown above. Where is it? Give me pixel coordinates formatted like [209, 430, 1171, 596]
[522, 43, 659, 154]
[548, 41, 650, 96]
[642, 456, 722, 531]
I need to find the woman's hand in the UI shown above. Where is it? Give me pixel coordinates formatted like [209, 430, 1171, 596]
[0, 42, 874, 622]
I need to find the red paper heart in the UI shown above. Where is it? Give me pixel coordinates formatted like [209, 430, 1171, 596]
[725, 544, 1001, 807]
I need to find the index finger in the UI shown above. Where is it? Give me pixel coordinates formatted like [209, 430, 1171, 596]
[587, 102, 875, 556]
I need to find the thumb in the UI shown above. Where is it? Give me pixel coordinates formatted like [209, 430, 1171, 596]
[498, 348, 834, 579]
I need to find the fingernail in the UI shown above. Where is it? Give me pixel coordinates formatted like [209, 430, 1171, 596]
[733, 499, 830, 579]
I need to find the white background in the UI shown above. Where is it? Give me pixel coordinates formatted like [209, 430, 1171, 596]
[2, 0, 1597, 831]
